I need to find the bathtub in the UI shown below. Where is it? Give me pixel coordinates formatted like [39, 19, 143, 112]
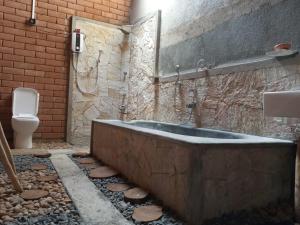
[91, 120, 296, 225]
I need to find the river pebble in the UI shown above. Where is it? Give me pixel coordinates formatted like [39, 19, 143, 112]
[0, 155, 81, 225]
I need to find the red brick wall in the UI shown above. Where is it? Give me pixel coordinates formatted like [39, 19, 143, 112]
[0, 0, 131, 142]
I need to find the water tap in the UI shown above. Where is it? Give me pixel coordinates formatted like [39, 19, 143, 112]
[175, 65, 182, 86]
[119, 105, 126, 114]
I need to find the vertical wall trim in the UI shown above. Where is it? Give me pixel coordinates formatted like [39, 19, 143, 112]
[66, 16, 76, 143]
[154, 10, 162, 82]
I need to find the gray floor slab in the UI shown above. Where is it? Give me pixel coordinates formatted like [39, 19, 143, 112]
[51, 154, 132, 225]
[49, 149, 75, 155]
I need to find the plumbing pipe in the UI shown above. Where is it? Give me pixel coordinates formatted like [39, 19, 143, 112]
[31, 0, 36, 19]
[296, 142, 300, 222]
[28, 0, 36, 25]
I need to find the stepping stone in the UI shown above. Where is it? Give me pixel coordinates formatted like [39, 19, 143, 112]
[37, 175, 58, 182]
[21, 190, 49, 200]
[132, 205, 163, 222]
[106, 183, 130, 192]
[78, 158, 97, 164]
[33, 152, 51, 158]
[89, 166, 118, 178]
[81, 163, 101, 170]
[73, 147, 89, 152]
[31, 164, 47, 170]
[124, 187, 148, 203]
[72, 152, 90, 158]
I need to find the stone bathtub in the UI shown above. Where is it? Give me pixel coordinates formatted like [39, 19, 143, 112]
[91, 120, 296, 225]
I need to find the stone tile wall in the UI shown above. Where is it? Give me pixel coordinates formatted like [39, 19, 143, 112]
[67, 18, 129, 145]
[127, 55, 300, 140]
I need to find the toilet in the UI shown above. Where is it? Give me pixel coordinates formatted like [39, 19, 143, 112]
[11, 88, 40, 149]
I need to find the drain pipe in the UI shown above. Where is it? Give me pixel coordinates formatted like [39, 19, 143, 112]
[28, 0, 36, 25]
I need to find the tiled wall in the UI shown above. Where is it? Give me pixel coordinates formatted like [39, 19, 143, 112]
[0, 0, 131, 141]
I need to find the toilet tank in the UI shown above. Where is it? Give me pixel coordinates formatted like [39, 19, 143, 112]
[12, 88, 39, 116]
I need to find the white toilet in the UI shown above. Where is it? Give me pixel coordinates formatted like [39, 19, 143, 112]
[11, 88, 40, 149]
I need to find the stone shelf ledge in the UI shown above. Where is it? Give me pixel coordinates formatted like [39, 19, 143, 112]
[159, 54, 300, 83]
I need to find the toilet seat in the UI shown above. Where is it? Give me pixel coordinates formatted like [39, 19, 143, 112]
[15, 113, 37, 118]
[12, 88, 39, 117]
[12, 115, 39, 122]
[13, 114, 38, 118]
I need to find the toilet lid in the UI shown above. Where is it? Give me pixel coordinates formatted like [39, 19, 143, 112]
[13, 88, 39, 116]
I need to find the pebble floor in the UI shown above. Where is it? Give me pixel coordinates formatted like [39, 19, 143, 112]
[71, 155, 295, 225]
[71, 155, 185, 225]
[0, 155, 81, 225]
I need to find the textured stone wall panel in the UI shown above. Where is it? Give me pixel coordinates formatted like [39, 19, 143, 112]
[67, 19, 129, 145]
[127, 56, 300, 140]
[127, 14, 158, 121]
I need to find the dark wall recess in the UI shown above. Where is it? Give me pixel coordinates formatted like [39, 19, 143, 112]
[160, 0, 300, 74]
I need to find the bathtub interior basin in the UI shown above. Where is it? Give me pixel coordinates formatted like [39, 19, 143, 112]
[104, 120, 293, 145]
[124, 121, 241, 139]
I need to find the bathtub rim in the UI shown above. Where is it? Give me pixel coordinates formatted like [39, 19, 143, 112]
[91, 119, 294, 146]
